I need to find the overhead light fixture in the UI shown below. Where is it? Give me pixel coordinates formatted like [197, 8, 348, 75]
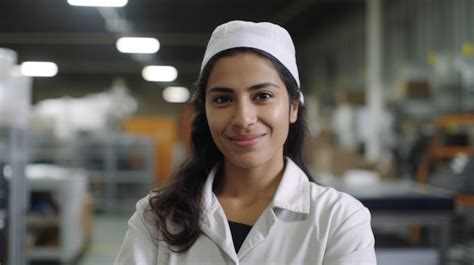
[163, 86, 190, 103]
[142, 66, 178, 82]
[67, 0, 127, 7]
[21, 61, 58, 77]
[116, 37, 160, 54]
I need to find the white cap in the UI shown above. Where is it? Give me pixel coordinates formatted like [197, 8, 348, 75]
[200, 20, 300, 89]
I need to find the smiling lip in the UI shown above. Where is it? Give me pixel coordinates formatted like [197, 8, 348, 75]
[228, 134, 266, 148]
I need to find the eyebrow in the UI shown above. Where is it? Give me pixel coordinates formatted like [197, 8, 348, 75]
[207, 82, 280, 94]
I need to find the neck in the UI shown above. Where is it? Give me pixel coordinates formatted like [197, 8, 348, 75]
[216, 157, 285, 203]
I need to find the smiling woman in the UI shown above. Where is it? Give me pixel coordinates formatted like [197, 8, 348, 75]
[115, 20, 376, 265]
[205, 52, 298, 173]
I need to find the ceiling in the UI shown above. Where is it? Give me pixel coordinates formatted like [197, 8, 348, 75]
[0, 0, 363, 101]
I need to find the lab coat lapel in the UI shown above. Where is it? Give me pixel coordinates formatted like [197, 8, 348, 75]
[237, 205, 276, 260]
[272, 158, 310, 214]
[238, 158, 310, 260]
[200, 166, 239, 263]
[199, 158, 310, 262]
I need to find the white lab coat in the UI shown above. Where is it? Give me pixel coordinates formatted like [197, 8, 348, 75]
[115, 158, 376, 264]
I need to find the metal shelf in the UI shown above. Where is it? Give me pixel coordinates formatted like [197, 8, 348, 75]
[29, 247, 61, 260]
[73, 133, 154, 212]
[27, 165, 89, 264]
[28, 133, 154, 213]
[0, 126, 29, 265]
[27, 215, 59, 227]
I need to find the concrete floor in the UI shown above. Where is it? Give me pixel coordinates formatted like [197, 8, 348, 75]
[77, 214, 130, 265]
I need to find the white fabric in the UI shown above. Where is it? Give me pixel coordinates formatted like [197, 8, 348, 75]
[201, 20, 300, 88]
[115, 158, 376, 264]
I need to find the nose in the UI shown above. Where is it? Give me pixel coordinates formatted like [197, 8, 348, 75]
[230, 100, 257, 128]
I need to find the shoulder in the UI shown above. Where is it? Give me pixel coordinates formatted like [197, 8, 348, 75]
[309, 182, 364, 209]
[132, 194, 152, 217]
[279, 158, 367, 221]
[307, 182, 369, 225]
[128, 194, 160, 237]
[306, 183, 376, 262]
[135, 194, 152, 214]
[114, 194, 163, 265]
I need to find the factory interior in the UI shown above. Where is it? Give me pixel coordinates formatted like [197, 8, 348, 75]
[1, 0, 474, 264]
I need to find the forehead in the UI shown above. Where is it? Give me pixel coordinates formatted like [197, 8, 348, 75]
[205, 52, 284, 90]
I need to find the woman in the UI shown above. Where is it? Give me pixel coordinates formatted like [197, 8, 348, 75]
[115, 20, 376, 264]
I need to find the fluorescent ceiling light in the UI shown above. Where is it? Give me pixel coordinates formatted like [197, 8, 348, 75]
[163, 86, 190, 103]
[67, 0, 127, 7]
[116, 37, 160, 54]
[142, 66, 178, 82]
[21, 61, 58, 77]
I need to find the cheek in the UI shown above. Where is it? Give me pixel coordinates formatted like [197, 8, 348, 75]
[263, 105, 291, 132]
[206, 109, 225, 139]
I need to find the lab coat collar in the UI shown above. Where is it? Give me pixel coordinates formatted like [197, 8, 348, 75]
[200, 165, 238, 262]
[202, 165, 220, 212]
[271, 157, 311, 214]
[199, 157, 310, 262]
[201, 157, 310, 214]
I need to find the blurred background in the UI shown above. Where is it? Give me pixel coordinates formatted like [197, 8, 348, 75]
[0, 0, 473, 264]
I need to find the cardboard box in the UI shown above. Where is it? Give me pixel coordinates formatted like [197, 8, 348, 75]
[400, 81, 431, 99]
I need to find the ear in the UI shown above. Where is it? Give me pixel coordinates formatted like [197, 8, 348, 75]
[289, 100, 299, 124]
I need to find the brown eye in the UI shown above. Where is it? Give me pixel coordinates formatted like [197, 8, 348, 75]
[255, 92, 273, 101]
[213, 95, 233, 104]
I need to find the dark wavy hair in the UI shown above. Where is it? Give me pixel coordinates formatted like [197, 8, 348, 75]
[148, 47, 312, 252]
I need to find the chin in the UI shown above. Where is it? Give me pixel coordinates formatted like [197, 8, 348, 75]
[225, 153, 272, 169]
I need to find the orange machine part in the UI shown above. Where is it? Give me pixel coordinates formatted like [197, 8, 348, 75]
[124, 116, 178, 185]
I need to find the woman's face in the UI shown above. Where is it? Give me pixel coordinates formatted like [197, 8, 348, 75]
[205, 52, 298, 170]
